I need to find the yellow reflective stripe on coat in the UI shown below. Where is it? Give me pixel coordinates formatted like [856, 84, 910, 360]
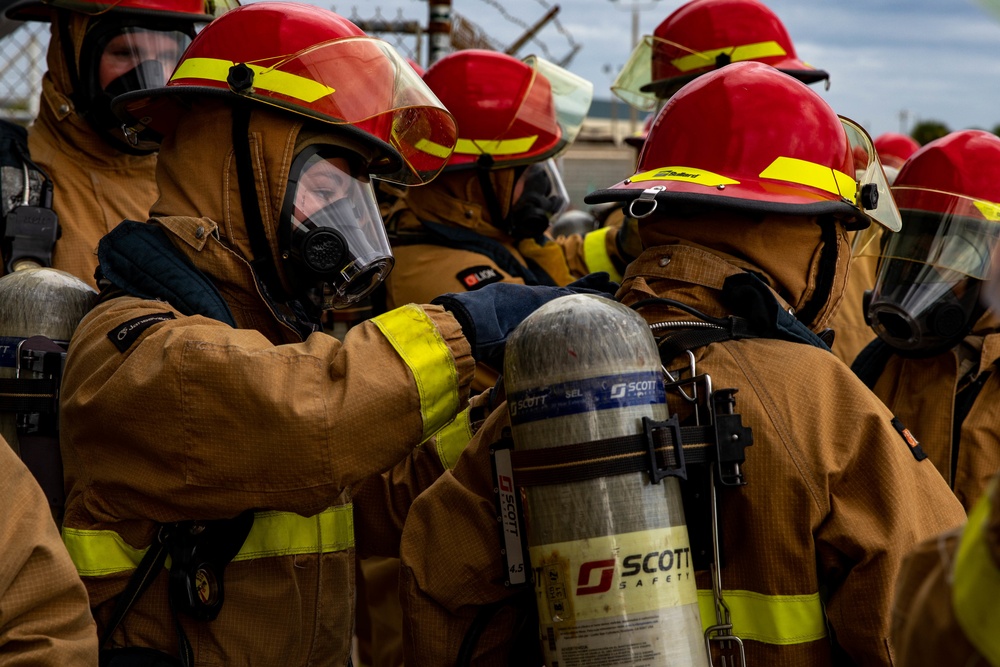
[671, 40, 787, 73]
[953, 483, 1000, 664]
[373, 304, 460, 440]
[583, 227, 623, 283]
[171, 58, 336, 103]
[759, 156, 857, 203]
[431, 407, 473, 470]
[63, 506, 355, 577]
[454, 136, 538, 156]
[697, 589, 827, 645]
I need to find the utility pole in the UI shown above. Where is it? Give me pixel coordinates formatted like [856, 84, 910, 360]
[428, 0, 452, 66]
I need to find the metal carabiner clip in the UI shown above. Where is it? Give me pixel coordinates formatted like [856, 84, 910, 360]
[628, 185, 666, 219]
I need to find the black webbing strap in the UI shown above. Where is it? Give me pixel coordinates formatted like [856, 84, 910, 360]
[100, 536, 169, 649]
[230, 104, 285, 301]
[0, 377, 59, 412]
[655, 318, 761, 362]
[509, 406, 752, 487]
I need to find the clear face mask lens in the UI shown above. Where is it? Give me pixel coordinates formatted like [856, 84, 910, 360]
[283, 149, 394, 309]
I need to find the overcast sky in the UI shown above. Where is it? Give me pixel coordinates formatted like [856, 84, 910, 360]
[324, 0, 1000, 139]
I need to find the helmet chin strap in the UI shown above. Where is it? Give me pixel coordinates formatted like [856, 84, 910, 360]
[475, 154, 509, 234]
[475, 155, 545, 239]
[230, 103, 288, 303]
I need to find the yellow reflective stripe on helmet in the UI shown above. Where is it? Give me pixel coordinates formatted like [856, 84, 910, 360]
[454, 136, 538, 156]
[431, 407, 473, 470]
[373, 304, 460, 440]
[759, 156, 857, 203]
[974, 200, 1000, 222]
[672, 40, 787, 73]
[63, 507, 355, 577]
[697, 589, 827, 645]
[953, 482, 1000, 664]
[630, 166, 739, 188]
[413, 138, 454, 159]
[171, 57, 336, 103]
[583, 227, 623, 283]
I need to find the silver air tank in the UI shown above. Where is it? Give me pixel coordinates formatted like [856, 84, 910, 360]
[0, 267, 96, 455]
[504, 293, 708, 666]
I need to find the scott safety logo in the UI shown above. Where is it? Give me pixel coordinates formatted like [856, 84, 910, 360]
[609, 378, 659, 399]
[576, 559, 617, 595]
[570, 547, 693, 596]
[508, 372, 665, 425]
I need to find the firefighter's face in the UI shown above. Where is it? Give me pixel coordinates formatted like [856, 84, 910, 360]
[98, 29, 186, 90]
[292, 156, 357, 221]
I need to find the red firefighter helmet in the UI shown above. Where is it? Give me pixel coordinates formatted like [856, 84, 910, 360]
[6, 0, 232, 23]
[864, 130, 1000, 353]
[422, 49, 593, 170]
[112, 2, 458, 185]
[874, 132, 921, 169]
[587, 61, 900, 233]
[612, 0, 828, 111]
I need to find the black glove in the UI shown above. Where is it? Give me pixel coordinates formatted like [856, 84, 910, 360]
[432, 273, 619, 369]
[615, 215, 642, 262]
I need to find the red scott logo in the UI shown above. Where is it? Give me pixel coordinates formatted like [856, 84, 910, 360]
[576, 559, 616, 595]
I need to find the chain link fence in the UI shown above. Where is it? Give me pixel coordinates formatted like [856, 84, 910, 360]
[0, 21, 47, 125]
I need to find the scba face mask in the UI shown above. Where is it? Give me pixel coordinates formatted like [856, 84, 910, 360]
[506, 159, 570, 239]
[279, 146, 394, 310]
[868, 260, 983, 358]
[866, 198, 1000, 356]
[80, 21, 192, 150]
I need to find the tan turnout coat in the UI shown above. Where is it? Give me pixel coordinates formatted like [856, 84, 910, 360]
[400, 216, 967, 666]
[59, 101, 474, 665]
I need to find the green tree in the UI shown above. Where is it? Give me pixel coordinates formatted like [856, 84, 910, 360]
[911, 120, 950, 146]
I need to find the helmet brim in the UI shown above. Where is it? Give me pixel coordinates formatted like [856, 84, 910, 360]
[112, 85, 405, 178]
[640, 61, 829, 97]
[584, 182, 867, 230]
[5, 0, 216, 22]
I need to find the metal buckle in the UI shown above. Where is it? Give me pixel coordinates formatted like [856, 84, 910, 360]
[642, 414, 687, 484]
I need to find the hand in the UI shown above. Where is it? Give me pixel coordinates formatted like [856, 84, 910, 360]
[568, 271, 619, 298]
[432, 280, 617, 369]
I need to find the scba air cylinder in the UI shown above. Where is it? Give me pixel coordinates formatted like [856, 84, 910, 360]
[0, 267, 96, 453]
[504, 293, 708, 667]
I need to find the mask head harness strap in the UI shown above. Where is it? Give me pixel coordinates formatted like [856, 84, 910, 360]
[475, 153, 508, 233]
[229, 98, 288, 303]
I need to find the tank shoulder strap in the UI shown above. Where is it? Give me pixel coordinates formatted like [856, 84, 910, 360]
[850, 337, 894, 389]
[97, 221, 237, 327]
[647, 272, 832, 365]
